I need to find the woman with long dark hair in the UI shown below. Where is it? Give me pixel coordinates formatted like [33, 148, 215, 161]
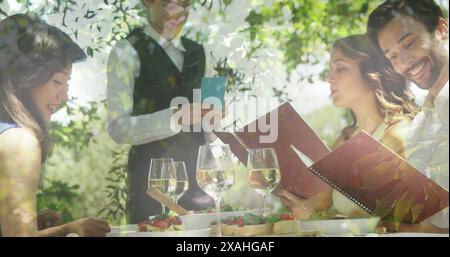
[0, 13, 110, 236]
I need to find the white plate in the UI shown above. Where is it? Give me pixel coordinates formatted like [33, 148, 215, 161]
[299, 217, 381, 236]
[181, 209, 264, 230]
[107, 226, 210, 237]
[378, 233, 449, 237]
[109, 224, 138, 234]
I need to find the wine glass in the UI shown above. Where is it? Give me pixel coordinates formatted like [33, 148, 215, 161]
[173, 161, 189, 204]
[148, 158, 177, 214]
[247, 148, 281, 216]
[196, 144, 235, 237]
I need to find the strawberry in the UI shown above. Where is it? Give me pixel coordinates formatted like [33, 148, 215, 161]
[152, 219, 169, 229]
[281, 213, 295, 220]
[236, 217, 244, 227]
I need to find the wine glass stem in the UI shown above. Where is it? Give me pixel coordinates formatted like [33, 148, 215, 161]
[161, 203, 166, 214]
[263, 194, 269, 216]
[216, 197, 222, 237]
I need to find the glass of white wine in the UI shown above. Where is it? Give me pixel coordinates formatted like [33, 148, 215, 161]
[148, 158, 177, 214]
[173, 161, 189, 204]
[196, 144, 235, 237]
[247, 148, 281, 216]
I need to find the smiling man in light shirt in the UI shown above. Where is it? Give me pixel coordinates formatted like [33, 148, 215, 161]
[106, 0, 215, 223]
[368, 0, 449, 233]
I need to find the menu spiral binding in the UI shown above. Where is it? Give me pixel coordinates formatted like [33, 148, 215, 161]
[308, 167, 372, 214]
[233, 132, 250, 151]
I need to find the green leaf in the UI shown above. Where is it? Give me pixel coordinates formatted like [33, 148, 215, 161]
[86, 47, 94, 57]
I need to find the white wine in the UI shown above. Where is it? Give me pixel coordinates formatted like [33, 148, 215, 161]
[248, 169, 281, 195]
[174, 180, 189, 201]
[149, 179, 177, 197]
[197, 170, 235, 199]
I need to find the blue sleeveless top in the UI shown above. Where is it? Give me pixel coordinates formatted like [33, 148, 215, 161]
[0, 122, 18, 135]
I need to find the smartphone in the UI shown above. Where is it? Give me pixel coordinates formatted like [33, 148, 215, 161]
[201, 76, 227, 106]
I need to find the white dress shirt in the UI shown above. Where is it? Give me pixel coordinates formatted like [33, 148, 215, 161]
[146, 25, 186, 72]
[406, 81, 449, 229]
[107, 23, 191, 145]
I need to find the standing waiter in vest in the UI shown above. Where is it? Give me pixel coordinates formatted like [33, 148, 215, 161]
[107, 0, 216, 223]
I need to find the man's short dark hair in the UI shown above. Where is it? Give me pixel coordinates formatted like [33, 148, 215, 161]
[367, 0, 447, 46]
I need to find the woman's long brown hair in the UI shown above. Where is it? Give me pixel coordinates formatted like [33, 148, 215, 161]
[333, 34, 420, 140]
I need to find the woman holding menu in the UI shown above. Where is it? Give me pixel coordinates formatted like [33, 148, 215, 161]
[278, 34, 443, 230]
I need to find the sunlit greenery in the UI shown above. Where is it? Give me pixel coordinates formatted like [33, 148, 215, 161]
[1, 0, 447, 225]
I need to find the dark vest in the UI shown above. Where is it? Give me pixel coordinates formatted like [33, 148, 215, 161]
[125, 29, 212, 221]
[127, 28, 205, 115]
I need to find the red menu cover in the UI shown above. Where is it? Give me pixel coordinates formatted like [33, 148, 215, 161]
[309, 131, 449, 223]
[215, 102, 332, 199]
